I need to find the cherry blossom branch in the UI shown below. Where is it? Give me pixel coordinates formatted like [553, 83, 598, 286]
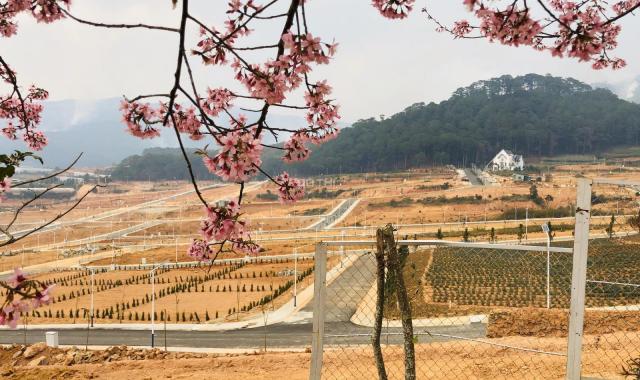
[60, 8, 179, 33]
[162, 0, 190, 127]
[169, 112, 210, 209]
[12, 153, 82, 187]
[604, 3, 640, 24]
[253, 0, 301, 138]
[0, 183, 65, 237]
[0, 183, 104, 248]
[422, 0, 637, 69]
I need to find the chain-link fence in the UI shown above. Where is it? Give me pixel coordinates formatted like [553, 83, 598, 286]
[581, 179, 640, 379]
[310, 178, 640, 380]
[311, 241, 575, 380]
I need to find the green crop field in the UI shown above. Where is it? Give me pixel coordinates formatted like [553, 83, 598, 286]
[426, 237, 640, 309]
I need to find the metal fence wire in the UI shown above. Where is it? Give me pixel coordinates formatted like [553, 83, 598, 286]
[314, 241, 575, 380]
[582, 180, 640, 379]
[310, 179, 640, 380]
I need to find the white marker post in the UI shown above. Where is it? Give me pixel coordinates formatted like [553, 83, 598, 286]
[341, 230, 345, 268]
[542, 223, 551, 309]
[293, 248, 298, 308]
[525, 207, 529, 242]
[90, 268, 95, 327]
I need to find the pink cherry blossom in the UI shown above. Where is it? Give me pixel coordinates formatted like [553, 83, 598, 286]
[31, 284, 55, 308]
[31, 0, 71, 23]
[120, 100, 161, 139]
[7, 267, 26, 287]
[452, 20, 472, 38]
[187, 239, 213, 261]
[448, 0, 632, 69]
[167, 103, 202, 140]
[372, 0, 415, 19]
[301, 81, 340, 143]
[190, 200, 260, 257]
[283, 132, 311, 162]
[0, 78, 49, 151]
[276, 172, 305, 204]
[203, 120, 263, 182]
[0, 177, 11, 201]
[1, 299, 31, 328]
[201, 88, 234, 117]
[199, 200, 245, 242]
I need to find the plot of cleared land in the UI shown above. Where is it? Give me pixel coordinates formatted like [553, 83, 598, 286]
[8, 258, 318, 324]
[1, 161, 637, 333]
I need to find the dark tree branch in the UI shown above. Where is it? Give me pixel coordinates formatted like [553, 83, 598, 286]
[0, 184, 104, 248]
[62, 8, 179, 33]
[13, 153, 83, 188]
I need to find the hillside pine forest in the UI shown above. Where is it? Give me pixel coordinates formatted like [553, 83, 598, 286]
[110, 74, 640, 180]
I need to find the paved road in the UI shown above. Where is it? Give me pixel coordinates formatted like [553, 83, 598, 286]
[0, 322, 486, 349]
[463, 169, 483, 186]
[308, 198, 359, 231]
[301, 253, 376, 323]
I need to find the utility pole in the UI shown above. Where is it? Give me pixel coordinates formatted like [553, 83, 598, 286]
[150, 263, 164, 348]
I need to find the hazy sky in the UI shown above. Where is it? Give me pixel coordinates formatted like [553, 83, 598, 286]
[4, 1, 640, 122]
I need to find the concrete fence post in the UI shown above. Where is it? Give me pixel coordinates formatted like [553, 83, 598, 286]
[310, 242, 327, 380]
[566, 178, 592, 380]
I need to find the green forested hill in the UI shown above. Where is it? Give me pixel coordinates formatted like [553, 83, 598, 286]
[110, 74, 640, 180]
[289, 74, 640, 174]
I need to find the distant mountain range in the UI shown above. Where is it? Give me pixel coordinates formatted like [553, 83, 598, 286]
[4, 73, 639, 173]
[0, 97, 320, 168]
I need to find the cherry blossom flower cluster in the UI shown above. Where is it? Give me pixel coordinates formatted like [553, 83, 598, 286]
[196, 18, 336, 105]
[372, 0, 415, 19]
[548, 1, 625, 69]
[222, 33, 334, 105]
[475, 5, 543, 47]
[0, 81, 49, 150]
[613, 0, 640, 15]
[193, 1, 255, 66]
[302, 81, 340, 143]
[233, 61, 291, 105]
[201, 88, 235, 117]
[188, 200, 260, 261]
[0, 0, 70, 37]
[187, 239, 213, 261]
[1, 268, 55, 328]
[276, 172, 305, 204]
[1, 1, 71, 151]
[170, 103, 203, 140]
[282, 132, 310, 162]
[452, 20, 472, 38]
[444, 0, 635, 69]
[120, 101, 162, 139]
[120, 100, 203, 141]
[228, 32, 337, 105]
[203, 119, 263, 182]
[281, 32, 336, 69]
[0, 177, 11, 201]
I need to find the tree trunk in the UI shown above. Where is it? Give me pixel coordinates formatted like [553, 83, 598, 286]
[373, 228, 388, 380]
[383, 225, 416, 380]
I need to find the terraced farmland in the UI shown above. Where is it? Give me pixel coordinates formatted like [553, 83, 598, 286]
[425, 238, 640, 309]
